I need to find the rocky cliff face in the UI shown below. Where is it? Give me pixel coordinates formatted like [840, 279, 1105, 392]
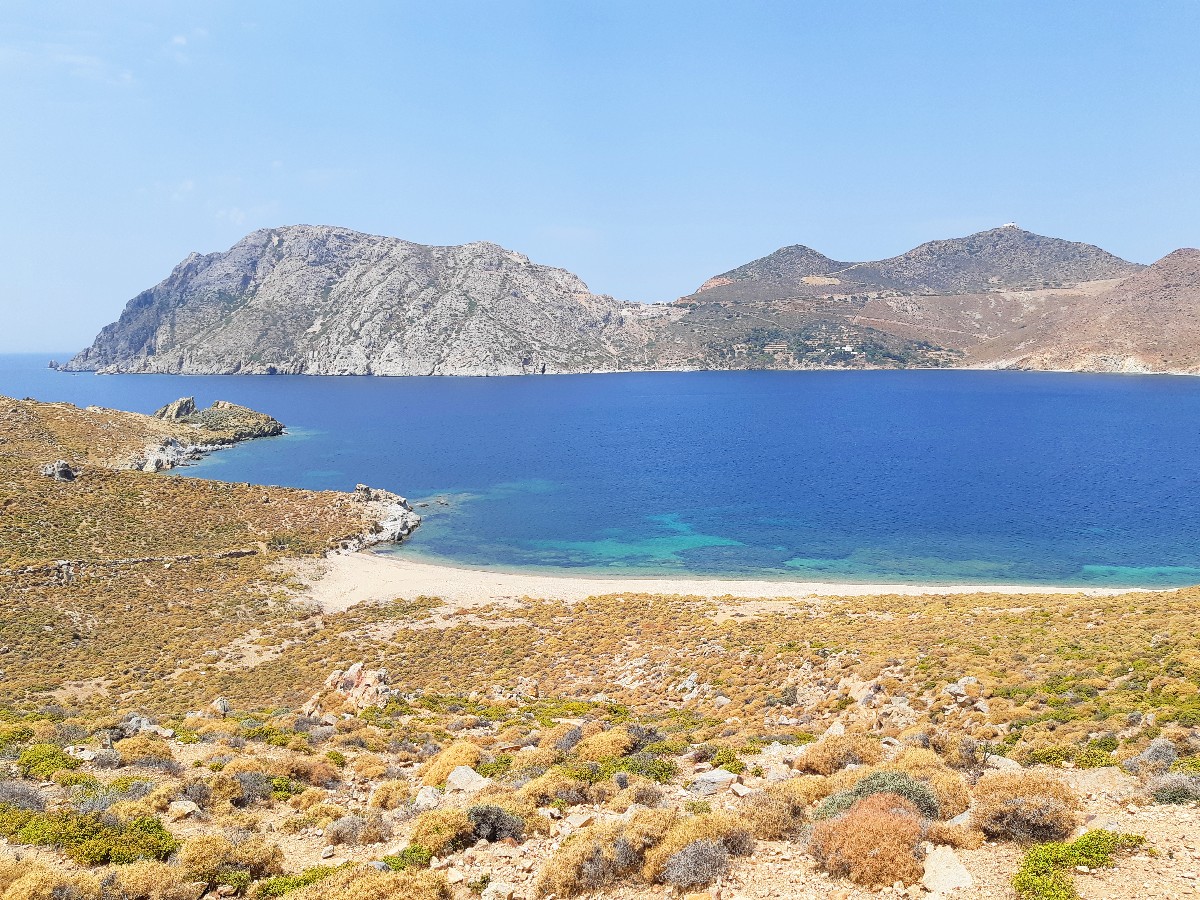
[67, 225, 650, 376]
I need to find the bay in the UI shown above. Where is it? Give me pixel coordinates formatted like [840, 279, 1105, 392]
[4, 352, 1199, 587]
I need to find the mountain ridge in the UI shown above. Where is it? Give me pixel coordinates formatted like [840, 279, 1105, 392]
[66, 223, 1196, 377]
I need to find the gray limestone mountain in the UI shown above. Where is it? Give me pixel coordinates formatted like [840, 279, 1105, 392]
[67, 223, 1197, 376]
[66, 225, 655, 376]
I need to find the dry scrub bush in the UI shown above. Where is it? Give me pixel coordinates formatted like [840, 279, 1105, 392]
[809, 793, 924, 887]
[106, 860, 196, 900]
[0, 860, 100, 900]
[738, 787, 807, 840]
[352, 752, 389, 780]
[282, 865, 450, 900]
[410, 808, 475, 855]
[575, 727, 633, 762]
[972, 771, 1080, 843]
[538, 723, 582, 751]
[420, 742, 482, 786]
[179, 833, 284, 886]
[516, 769, 592, 806]
[883, 748, 971, 819]
[661, 839, 730, 888]
[641, 811, 754, 882]
[114, 735, 174, 765]
[795, 733, 882, 776]
[369, 779, 411, 810]
[534, 808, 677, 898]
[290, 787, 330, 811]
[925, 821, 986, 850]
[145, 783, 181, 812]
[327, 811, 393, 846]
[608, 778, 664, 813]
[766, 774, 837, 808]
[223, 753, 336, 787]
[512, 746, 560, 771]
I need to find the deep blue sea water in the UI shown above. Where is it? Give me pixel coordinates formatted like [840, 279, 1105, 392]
[5, 352, 1200, 588]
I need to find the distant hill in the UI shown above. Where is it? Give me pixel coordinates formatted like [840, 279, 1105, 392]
[68, 223, 1200, 376]
[685, 225, 1142, 303]
[970, 248, 1200, 373]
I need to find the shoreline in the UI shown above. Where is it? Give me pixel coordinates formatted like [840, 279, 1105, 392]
[302, 550, 1145, 613]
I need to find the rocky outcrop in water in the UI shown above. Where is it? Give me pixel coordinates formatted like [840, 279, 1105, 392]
[153, 397, 284, 440]
[332, 484, 421, 552]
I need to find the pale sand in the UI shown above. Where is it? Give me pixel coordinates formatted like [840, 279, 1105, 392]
[300, 551, 1139, 613]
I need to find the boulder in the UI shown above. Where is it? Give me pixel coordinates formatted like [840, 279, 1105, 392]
[41, 460, 78, 481]
[688, 768, 740, 795]
[922, 845, 973, 893]
[445, 765, 491, 793]
[414, 786, 442, 809]
[167, 800, 201, 821]
[984, 754, 1022, 771]
[481, 881, 516, 900]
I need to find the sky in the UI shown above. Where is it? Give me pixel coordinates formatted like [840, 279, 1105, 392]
[2, 2, 1199, 352]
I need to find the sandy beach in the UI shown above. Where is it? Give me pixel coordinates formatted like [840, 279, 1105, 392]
[299, 550, 1140, 613]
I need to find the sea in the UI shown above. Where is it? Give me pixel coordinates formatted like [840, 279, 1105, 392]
[4, 352, 1200, 588]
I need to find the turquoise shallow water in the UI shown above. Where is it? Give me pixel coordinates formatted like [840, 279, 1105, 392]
[5, 353, 1200, 588]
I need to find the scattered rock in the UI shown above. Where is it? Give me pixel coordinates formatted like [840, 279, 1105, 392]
[41, 460, 78, 481]
[168, 800, 201, 821]
[445, 765, 491, 793]
[414, 786, 442, 809]
[985, 754, 1022, 771]
[565, 812, 595, 829]
[689, 768, 740, 795]
[481, 881, 516, 900]
[922, 845, 973, 893]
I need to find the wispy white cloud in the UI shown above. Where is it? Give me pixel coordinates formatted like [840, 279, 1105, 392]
[163, 26, 207, 64]
[0, 40, 135, 85]
[170, 179, 196, 202]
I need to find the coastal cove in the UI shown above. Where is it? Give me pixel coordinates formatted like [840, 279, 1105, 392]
[6, 353, 1200, 589]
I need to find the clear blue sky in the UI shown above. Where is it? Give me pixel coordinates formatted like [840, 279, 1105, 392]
[3, 2, 1198, 351]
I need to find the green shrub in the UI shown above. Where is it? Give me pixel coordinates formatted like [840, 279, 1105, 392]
[1024, 746, 1075, 767]
[269, 776, 305, 800]
[558, 754, 678, 785]
[711, 747, 745, 775]
[1, 807, 178, 865]
[325, 750, 346, 768]
[1013, 830, 1145, 900]
[0, 725, 34, 754]
[1073, 748, 1115, 769]
[475, 754, 513, 778]
[383, 844, 433, 871]
[18, 743, 80, 779]
[254, 865, 346, 898]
